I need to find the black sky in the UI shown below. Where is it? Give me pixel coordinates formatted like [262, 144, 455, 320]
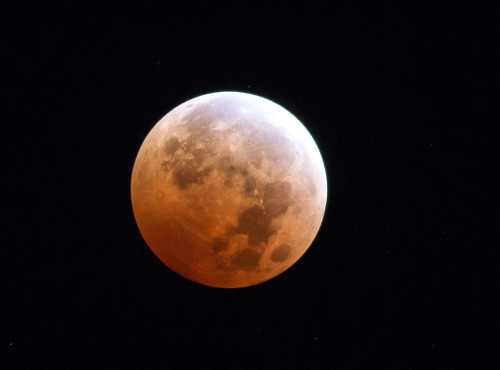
[3, 2, 498, 368]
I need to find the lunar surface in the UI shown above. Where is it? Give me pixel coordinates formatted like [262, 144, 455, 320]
[131, 92, 327, 288]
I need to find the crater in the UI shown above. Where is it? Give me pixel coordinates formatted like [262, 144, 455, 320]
[218, 156, 243, 187]
[173, 160, 213, 189]
[212, 238, 228, 253]
[233, 248, 262, 271]
[235, 205, 274, 245]
[270, 244, 291, 263]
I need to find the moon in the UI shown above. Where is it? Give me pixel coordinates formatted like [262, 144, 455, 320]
[131, 92, 327, 288]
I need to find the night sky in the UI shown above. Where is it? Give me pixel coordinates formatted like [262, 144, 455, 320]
[4, 3, 497, 368]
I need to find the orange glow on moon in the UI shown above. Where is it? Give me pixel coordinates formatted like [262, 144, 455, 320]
[131, 92, 327, 288]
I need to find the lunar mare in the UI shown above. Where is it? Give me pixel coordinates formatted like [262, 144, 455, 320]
[131, 92, 327, 288]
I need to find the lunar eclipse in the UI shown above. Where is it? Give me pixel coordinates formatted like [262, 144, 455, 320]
[131, 92, 327, 288]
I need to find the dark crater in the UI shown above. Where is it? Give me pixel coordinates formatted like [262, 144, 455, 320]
[212, 238, 228, 253]
[173, 160, 213, 189]
[235, 205, 274, 245]
[217, 156, 246, 187]
[233, 248, 262, 271]
[270, 244, 291, 263]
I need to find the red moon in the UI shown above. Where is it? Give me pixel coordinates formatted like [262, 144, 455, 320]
[131, 92, 327, 288]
